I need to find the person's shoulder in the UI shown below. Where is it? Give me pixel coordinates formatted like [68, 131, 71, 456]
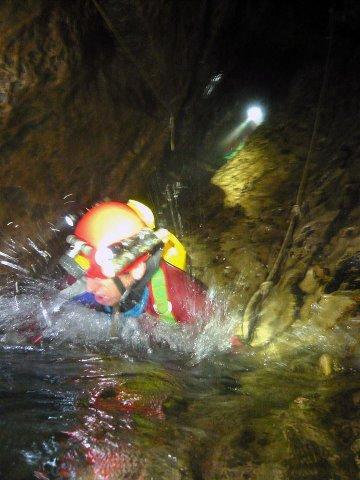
[159, 260, 207, 291]
[159, 259, 188, 279]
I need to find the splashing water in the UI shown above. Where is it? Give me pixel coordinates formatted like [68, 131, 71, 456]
[0, 216, 239, 362]
[0, 229, 243, 480]
[1, 220, 359, 480]
[0, 276, 238, 362]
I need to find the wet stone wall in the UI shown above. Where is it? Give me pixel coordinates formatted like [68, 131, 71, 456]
[181, 27, 360, 366]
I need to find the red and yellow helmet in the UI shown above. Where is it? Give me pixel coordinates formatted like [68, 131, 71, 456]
[75, 201, 146, 249]
[63, 199, 186, 280]
[71, 200, 156, 278]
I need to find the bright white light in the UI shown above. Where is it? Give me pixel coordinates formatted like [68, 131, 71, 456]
[95, 247, 115, 277]
[95, 247, 114, 267]
[101, 263, 116, 278]
[246, 106, 264, 125]
[65, 215, 75, 227]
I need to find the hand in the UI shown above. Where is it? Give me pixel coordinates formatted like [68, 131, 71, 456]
[85, 262, 146, 307]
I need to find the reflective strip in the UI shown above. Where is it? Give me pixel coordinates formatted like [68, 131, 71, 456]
[150, 268, 176, 324]
[74, 254, 90, 271]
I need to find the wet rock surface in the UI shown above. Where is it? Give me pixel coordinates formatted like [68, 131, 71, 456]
[178, 20, 360, 358]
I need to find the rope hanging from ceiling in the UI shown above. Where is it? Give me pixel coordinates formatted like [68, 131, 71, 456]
[238, 7, 335, 344]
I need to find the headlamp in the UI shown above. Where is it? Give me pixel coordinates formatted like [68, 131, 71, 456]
[94, 247, 115, 277]
[58, 235, 93, 278]
[64, 214, 76, 227]
[66, 235, 92, 257]
[95, 247, 114, 265]
[59, 228, 169, 280]
[246, 105, 264, 125]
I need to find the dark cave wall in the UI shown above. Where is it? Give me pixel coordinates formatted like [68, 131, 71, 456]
[0, 0, 230, 231]
[0, 0, 226, 231]
[0, 0, 163, 227]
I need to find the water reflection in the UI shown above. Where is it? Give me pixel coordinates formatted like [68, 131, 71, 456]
[0, 343, 359, 479]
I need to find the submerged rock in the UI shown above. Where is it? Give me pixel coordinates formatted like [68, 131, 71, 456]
[318, 353, 334, 377]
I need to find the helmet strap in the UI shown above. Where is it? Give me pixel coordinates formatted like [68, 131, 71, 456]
[112, 276, 127, 296]
[119, 248, 162, 312]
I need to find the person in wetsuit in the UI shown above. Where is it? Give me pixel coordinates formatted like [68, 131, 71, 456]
[60, 200, 210, 325]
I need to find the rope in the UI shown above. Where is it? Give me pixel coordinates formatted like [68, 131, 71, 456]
[169, 114, 175, 152]
[240, 7, 335, 343]
[91, 0, 175, 150]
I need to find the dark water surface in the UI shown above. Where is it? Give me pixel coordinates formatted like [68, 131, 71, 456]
[0, 340, 359, 479]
